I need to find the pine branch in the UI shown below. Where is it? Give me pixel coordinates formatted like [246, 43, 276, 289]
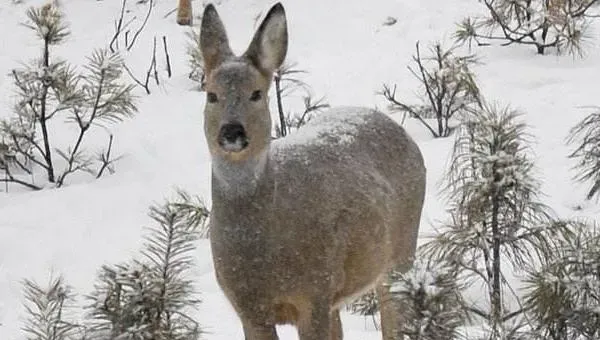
[96, 134, 119, 179]
[22, 275, 82, 340]
[85, 192, 207, 339]
[380, 83, 439, 137]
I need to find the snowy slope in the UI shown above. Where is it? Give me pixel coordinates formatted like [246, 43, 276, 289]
[1, 0, 600, 339]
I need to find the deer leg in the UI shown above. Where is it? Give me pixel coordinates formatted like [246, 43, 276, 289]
[297, 302, 333, 340]
[376, 262, 413, 340]
[376, 277, 399, 340]
[242, 320, 278, 340]
[330, 309, 343, 340]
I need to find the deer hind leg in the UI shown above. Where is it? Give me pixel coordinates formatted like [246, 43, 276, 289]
[376, 262, 413, 340]
[242, 320, 278, 340]
[297, 301, 335, 340]
[330, 309, 343, 340]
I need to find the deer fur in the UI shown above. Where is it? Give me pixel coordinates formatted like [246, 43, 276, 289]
[200, 3, 426, 339]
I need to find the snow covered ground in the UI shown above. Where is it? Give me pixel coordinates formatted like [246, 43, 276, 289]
[1, 0, 600, 339]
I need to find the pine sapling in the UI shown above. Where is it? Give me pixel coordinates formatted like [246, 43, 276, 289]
[392, 257, 467, 340]
[274, 94, 330, 138]
[347, 290, 380, 330]
[10, 4, 72, 184]
[523, 219, 600, 340]
[271, 62, 329, 138]
[0, 4, 137, 190]
[56, 49, 136, 186]
[273, 62, 308, 137]
[456, 0, 598, 56]
[422, 102, 560, 339]
[21, 275, 83, 340]
[566, 107, 600, 200]
[86, 191, 209, 340]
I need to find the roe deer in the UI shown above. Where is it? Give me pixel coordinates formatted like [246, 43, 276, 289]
[201, 3, 426, 339]
[176, 0, 193, 26]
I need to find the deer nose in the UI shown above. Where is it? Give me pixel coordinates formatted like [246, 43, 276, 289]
[218, 122, 249, 152]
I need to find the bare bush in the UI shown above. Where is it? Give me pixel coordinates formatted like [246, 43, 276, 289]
[381, 42, 481, 138]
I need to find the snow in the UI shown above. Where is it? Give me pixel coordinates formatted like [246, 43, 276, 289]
[272, 106, 369, 149]
[0, 0, 600, 339]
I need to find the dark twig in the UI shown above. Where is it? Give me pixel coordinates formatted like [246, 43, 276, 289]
[124, 64, 150, 94]
[97, 134, 119, 179]
[274, 71, 286, 137]
[152, 36, 159, 85]
[109, 0, 128, 52]
[127, 0, 153, 51]
[163, 8, 178, 19]
[380, 84, 438, 137]
[163, 35, 172, 78]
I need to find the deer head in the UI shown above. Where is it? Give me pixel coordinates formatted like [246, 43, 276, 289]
[200, 3, 288, 163]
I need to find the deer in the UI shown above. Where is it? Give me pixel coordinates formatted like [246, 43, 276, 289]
[176, 0, 193, 26]
[200, 3, 426, 340]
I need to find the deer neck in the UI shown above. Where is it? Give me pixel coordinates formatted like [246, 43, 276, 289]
[210, 148, 271, 202]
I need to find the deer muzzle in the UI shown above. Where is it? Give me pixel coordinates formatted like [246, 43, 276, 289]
[218, 122, 249, 153]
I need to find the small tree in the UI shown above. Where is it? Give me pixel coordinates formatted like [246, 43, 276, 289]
[381, 41, 481, 138]
[273, 95, 330, 138]
[393, 257, 467, 340]
[21, 275, 83, 340]
[523, 219, 600, 340]
[348, 253, 467, 338]
[422, 102, 559, 339]
[272, 62, 329, 138]
[0, 4, 136, 190]
[456, 0, 599, 56]
[18, 191, 209, 340]
[347, 290, 380, 330]
[86, 191, 209, 340]
[566, 107, 600, 200]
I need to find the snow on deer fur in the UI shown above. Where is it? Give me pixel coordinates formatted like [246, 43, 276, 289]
[200, 3, 426, 339]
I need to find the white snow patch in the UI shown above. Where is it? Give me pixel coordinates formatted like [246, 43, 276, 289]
[1, 0, 600, 339]
[272, 106, 372, 150]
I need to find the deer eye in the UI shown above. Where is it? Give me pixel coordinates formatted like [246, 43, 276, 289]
[207, 92, 218, 103]
[249, 90, 262, 102]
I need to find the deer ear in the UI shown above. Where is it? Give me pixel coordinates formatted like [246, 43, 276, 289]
[200, 4, 233, 73]
[243, 3, 288, 75]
